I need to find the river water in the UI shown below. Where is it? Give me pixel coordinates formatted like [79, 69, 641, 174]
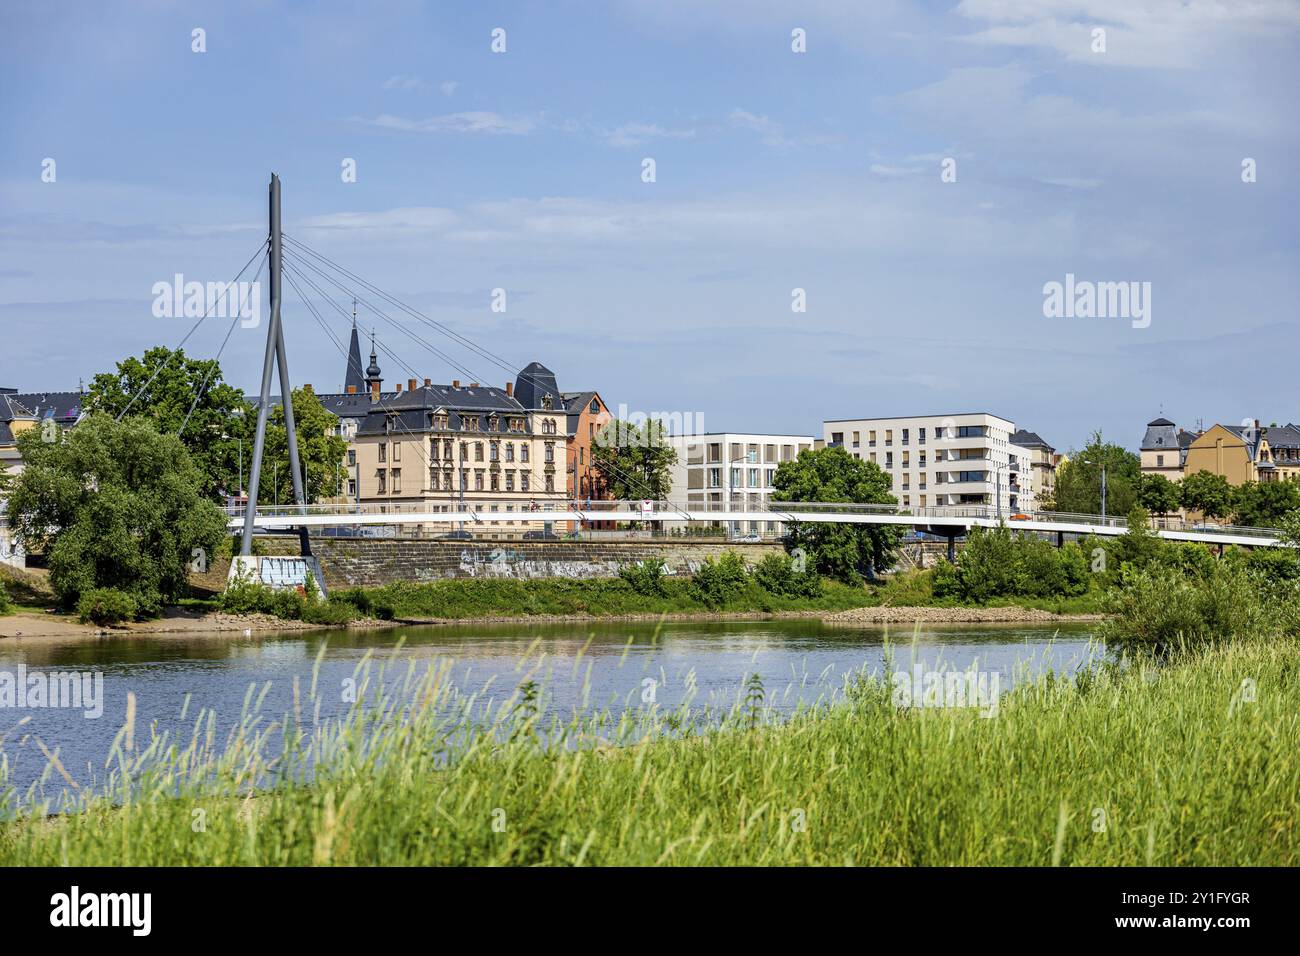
[0, 618, 1101, 803]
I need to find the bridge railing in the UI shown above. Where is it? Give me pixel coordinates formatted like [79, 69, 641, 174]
[223, 498, 1285, 540]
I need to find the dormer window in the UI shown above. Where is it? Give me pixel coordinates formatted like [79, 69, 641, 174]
[541, 394, 553, 410]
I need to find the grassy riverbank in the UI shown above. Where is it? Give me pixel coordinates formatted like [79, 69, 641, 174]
[2, 636, 1294, 866]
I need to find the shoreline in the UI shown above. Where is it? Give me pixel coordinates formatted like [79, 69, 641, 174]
[1, 602, 1102, 643]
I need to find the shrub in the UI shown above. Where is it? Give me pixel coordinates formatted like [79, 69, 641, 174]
[931, 560, 961, 600]
[691, 551, 750, 607]
[220, 578, 304, 620]
[753, 553, 822, 598]
[1100, 562, 1267, 654]
[618, 559, 668, 596]
[76, 587, 138, 625]
[0, 580, 13, 615]
[331, 587, 396, 620]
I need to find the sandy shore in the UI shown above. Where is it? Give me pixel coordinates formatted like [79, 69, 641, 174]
[0, 609, 399, 643]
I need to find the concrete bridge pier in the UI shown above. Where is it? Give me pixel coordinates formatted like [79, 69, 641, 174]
[1057, 531, 1064, 548]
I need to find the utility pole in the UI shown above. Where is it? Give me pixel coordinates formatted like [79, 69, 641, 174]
[241, 173, 309, 557]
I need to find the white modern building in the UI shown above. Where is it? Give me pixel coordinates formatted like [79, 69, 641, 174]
[823, 413, 1027, 514]
[665, 433, 816, 535]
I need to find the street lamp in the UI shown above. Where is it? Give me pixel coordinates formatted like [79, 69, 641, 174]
[1083, 458, 1107, 520]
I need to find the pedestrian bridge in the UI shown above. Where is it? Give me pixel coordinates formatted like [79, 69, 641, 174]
[224, 500, 1285, 549]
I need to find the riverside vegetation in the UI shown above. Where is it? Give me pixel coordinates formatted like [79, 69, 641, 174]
[2, 511, 1296, 865]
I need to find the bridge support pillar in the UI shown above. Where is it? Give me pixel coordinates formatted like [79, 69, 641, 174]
[946, 534, 956, 563]
[1056, 531, 1064, 549]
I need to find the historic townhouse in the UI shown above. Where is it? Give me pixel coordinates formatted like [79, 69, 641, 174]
[338, 356, 571, 535]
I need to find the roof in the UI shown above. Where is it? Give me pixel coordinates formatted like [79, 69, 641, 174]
[513, 362, 561, 411]
[1141, 418, 1180, 451]
[823, 412, 1013, 424]
[1010, 428, 1054, 451]
[1264, 423, 1300, 450]
[9, 391, 84, 424]
[317, 391, 373, 420]
[0, 393, 37, 424]
[0, 422, 13, 445]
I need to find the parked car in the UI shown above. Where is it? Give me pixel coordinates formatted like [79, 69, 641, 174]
[1009, 513, 1031, 521]
[731, 533, 763, 543]
[440, 530, 474, 540]
[522, 530, 560, 540]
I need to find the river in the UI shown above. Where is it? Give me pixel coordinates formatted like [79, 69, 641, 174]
[0, 618, 1101, 803]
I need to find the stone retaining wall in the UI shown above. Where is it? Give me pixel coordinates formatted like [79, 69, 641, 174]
[216, 536, 786, 589]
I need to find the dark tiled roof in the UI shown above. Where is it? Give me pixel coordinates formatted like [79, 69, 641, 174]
[1146, 417, 1175, 427]
[1141, 418, 1179, 451]
[316, 392, 373, 420]
[10, 391, 84, 423]
[1010, 428, 1053, 451]
[513, 362, 561, 411]
[1, 394, 37, 424]
[1264, 423, 1300, 450]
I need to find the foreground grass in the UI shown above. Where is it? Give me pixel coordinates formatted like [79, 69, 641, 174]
[2, 637, 1295, 866]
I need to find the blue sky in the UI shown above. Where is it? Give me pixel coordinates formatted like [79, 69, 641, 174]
[1, 0, 1297, 453]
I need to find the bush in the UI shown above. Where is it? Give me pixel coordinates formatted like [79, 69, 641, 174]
[691, 551, 750, 607]
[0, 580, 13, 615]
[618, 559, 668, 597]
[76, 587, 138, 625]
[331, 587, 396, 620]
[220, 578, 305, 620]
[752, 553, 823, 598]
[1100, 562, 1268, 654]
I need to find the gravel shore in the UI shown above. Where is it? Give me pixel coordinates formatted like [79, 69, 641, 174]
[826, 605, 1103, 625]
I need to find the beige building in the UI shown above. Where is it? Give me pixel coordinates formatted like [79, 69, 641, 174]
[1139, 417, 1196, 481]
[1009, 429, 1057, 512]
[346, 361, 571, 537]
[824, 412, 1023, 513]
[1184, 422, 1273, 486]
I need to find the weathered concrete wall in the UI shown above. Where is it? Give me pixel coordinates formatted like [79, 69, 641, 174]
[206, 536, 786, 589]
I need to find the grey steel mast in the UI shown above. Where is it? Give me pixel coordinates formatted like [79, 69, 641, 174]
[241, 173, 308, 556]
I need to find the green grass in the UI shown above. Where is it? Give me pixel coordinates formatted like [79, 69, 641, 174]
[338, 576, 875, 621]
[2, 637, 1295, 865]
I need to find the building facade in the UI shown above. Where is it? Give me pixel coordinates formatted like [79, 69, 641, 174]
[824, 413, 1020, 513]
[1009, 429, 1057, 512]
[562, 390, 612, 501]
[1139, 417, 1196, 481]
[665, 433, 815, 534]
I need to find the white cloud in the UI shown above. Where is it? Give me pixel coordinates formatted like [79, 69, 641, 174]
[439, 80, 459, 97]
[382, 74, 423, 90]
[359, 111, 538, 135]
[604, 122, 697, 147]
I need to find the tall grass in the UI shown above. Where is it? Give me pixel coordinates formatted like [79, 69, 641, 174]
[1, 635, 1295, 866]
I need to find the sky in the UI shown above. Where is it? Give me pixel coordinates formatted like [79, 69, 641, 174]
[1, 0, 1297, 453]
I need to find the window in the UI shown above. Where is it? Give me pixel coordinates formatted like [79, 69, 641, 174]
[391, 468, 401, 493]
[544, 442, 555, 463]
[545, 475, 554, 492]
[347, 450, 356, 467]
[748, 468, 759, 487]
[886, 453, 894, 468]
[376, 469, 386, 494]
[919, 427, 927, 444]
[378, 443, 386, 463]
[885, 430, 893, 446]
[474, 442, 484, 462]
[521, 445, 529, 463]
[429, 439, 439, 461]
[831, 432, 844, 445]
[460, 469, 468, 490]
[490, 472, 499, 491]
[869, 430, 877, 447]
[1156, 454, 1164, 466]
[460, 442, 469, 461]
[429, 468, 438, 491]
[504, 443, 514, 462]
[902, 429, 909, 446]
[708, 468, 721, 488]
[521, 473, 530, 492]
[852, 430, 860, 446]
[731, 468, 742, 487]
[490, 441, 499, 462]
[347, 479, 356, 497]
[589, 399, 599, 413]
[392, 441, 401, 462]
[474, 472, 484, 491]
[506, 472, 515, 491]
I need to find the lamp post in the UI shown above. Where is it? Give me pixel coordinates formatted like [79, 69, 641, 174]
[1083, 458, 1108, 521]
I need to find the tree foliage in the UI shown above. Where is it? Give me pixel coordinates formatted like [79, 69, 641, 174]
[1180, 469, 1233, 520]
[1231, 477, 1300, 528]
[1137, 473, 1181, 516]
[772, 445, 903, 584]
[5, 413, 227, 616]
[1046, 432, 1140, 515]
[591, 419, 679, 501]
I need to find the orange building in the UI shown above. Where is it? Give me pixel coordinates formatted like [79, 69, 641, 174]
[562, 391, 611, 502]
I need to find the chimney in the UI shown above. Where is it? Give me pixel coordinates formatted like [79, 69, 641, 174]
[347, 385, 357, 395]
[370, 381, 380, 402]
[469, 382, 479, 389]
[424, 378, 431, 386]
[452, 379, 460, 388]
[408, 377, 417, 392]
[395, 383, 402, 393]
[505, 381, 513, 397]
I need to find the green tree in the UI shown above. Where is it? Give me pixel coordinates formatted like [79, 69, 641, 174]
[5, 413, 227, 617]
[591, 419, 679, 500]
[1232, 478, 1300, 528]
[87, 346, 251, 500]
[1050, 432, 1140, 515]
[1137, 473, 1182, 516]
[1181, 469, 1234, 521]
[256, 387, 349, 506]
[771, 445, 903, 584]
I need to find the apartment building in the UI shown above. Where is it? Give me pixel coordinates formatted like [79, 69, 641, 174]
[345, 361, 570, 536]
[823, 413, 1021, 513]
[562, 390, 612, 500]
[1010, 429, 1057, 512]
[665, 433, 815, 534]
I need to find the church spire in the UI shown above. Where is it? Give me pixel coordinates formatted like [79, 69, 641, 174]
[365, 329, 383, 391]
[344, 300, 365, 393]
